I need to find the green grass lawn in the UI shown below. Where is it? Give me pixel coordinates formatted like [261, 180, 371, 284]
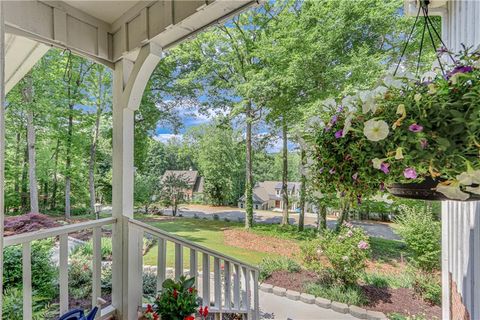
[142, 218, 273, 268]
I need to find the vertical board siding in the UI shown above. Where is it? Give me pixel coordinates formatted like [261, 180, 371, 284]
[59, 234, 69, 315]
[443, 201, 480, 319]
[442, 1, 480, 318]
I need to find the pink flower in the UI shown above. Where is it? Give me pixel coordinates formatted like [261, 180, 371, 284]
[409, 123, 423, 133]
[334, 129, 344, 139]
[380, 162, 390, 174]
[343, 222, 353, 229]
[379, 182, 385, 191]
[352, 172, 359, 181]
[404, 167, 417, 179]
[346, 230, 353, 238]
[358, 240, 369, 250]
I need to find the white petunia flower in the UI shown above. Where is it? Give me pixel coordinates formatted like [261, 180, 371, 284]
[372, 158, 385, 170]
[363, 119, 389, 141]
[466, 186, 480, 195]
[384, 75, 404, 89]
[436, 183, 470, 201]
[323, 98, 336, 108]
[343, 113, 354, 135]
[395, 147, 404, 160]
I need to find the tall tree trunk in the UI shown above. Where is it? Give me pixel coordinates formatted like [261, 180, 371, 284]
[89, 71, 103, 215]
[50, 139, 60, 210]
[336, 198, 349, 232]
[13, 132, 21, 212]
[298, 147, 306, 231]
[281, 118, 289, 225]
[317, 204, 327, 234]
[26, 110, 39, 213]
[244, 104, 254, 229]
[65, 104, 72, 219]
[42, 180, 48, 210]
[23, 76, 39, 214]
[21, 142, 28, 212]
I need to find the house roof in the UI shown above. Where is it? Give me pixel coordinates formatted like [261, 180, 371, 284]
[162, 170, 198, 186]
[238, 180, 301, 203]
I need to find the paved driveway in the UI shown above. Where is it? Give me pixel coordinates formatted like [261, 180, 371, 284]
[156, 205, 401, 240]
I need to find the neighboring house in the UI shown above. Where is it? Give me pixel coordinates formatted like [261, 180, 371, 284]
[161, 170, 204, 201]
[238, 181, 307, 211]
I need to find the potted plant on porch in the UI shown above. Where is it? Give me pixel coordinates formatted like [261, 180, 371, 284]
[305, 48, 480, 201]
[140, 275, 208, 320]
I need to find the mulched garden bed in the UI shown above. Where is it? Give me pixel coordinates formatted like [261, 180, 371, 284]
[264, 270, 441, 319]
[223, 229, 300, 257]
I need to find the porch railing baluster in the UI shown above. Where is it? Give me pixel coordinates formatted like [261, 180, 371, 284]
[157, 238, 166, 292]
[22, 242, 32, 320]
[213, 257, 221, 310]
[92, 226, 102, 319]
[202, 253, 210, 307]
[233, 264, 240, 310]
[59, 233, 69, 315]
[190, 248, 197, 285]
[175, 243, 183, 280]
[224, 261, 231, 309]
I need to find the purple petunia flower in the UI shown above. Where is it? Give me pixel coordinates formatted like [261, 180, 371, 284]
[331, 114, 338, 125]
[324, 124, 332, 132]
[337, 105, 344, 113]
[420, 139, 428, 149]
[404, 167, 418, 179]
[329, 168, 336, 174]
[380, 162, 390, 174]
[352, 172, 359, 181]
[319, 167, 324, 174]
[448, 65, 474, 78]
[335, 129, 344, 139]
[409, 123, 423, 133]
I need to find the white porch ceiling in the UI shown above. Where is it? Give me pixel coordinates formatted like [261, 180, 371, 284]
[4, 0, 257, 92]
[64, 1, 140, 24]
[5, 34, 49, 94]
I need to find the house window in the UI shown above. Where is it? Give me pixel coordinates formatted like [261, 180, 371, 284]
[240, 203, 244, 208]
[255, 204, 259, 209]
[276, 190, 280, 196]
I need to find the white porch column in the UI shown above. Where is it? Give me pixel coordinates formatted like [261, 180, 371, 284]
[0, 2, 5, 318]
[111, 43, 162, 320]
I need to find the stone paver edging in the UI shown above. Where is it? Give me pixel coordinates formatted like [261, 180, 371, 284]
[260, 283, 388, 320]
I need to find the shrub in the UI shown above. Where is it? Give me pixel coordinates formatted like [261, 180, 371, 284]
[305, 281, 367, 306]
[318, 223, 370, 285]
[3, 240, 57, 299]
[299, 239, 323, 273]
[413, 272, 442, 305]
[362, 271, 414, 289]
[258, 257, 301, 281]
[2, 287, 55, 320]
[143, 271, 158, 300]
[395, 205, 441, 271]
[69, 257, 93, 299]
[71, 238, 113, 260]
[154, 276, 199, 319]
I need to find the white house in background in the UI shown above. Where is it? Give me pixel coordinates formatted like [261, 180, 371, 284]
[238, 181, 306, 211]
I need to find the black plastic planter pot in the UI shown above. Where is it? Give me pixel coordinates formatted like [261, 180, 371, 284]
[388, 177, 480, 201]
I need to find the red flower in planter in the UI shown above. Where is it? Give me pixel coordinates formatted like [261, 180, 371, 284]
[202, 306, 209, 317]
[188, 287, 194, 293]
[184, 316, 195, 320]
[173, 289, 178, 299]
[146, 304, 153, 313]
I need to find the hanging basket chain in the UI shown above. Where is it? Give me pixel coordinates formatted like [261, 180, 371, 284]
[394, 0, 454, 77]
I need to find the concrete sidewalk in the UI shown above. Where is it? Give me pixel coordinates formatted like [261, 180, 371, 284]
[259, 291, 357, 320]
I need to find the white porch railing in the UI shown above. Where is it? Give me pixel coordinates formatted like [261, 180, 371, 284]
[3, 217, 259, 319]
[3, 217, 117, 320]
[128, 219, 260, 319]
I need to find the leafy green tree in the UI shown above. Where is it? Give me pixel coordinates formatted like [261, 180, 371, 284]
[159, 173, 190, 216]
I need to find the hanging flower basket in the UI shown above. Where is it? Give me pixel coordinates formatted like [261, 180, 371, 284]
[387, 178, 480, 201]
[304, 48, 480, 201]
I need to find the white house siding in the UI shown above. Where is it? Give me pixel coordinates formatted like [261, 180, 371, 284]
[441, 2, 480, 319]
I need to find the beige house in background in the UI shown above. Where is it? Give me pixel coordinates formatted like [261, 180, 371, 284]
[238, 181, 304, 211]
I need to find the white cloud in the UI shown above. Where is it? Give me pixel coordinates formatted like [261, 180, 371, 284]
[153, 133, 183, 143]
